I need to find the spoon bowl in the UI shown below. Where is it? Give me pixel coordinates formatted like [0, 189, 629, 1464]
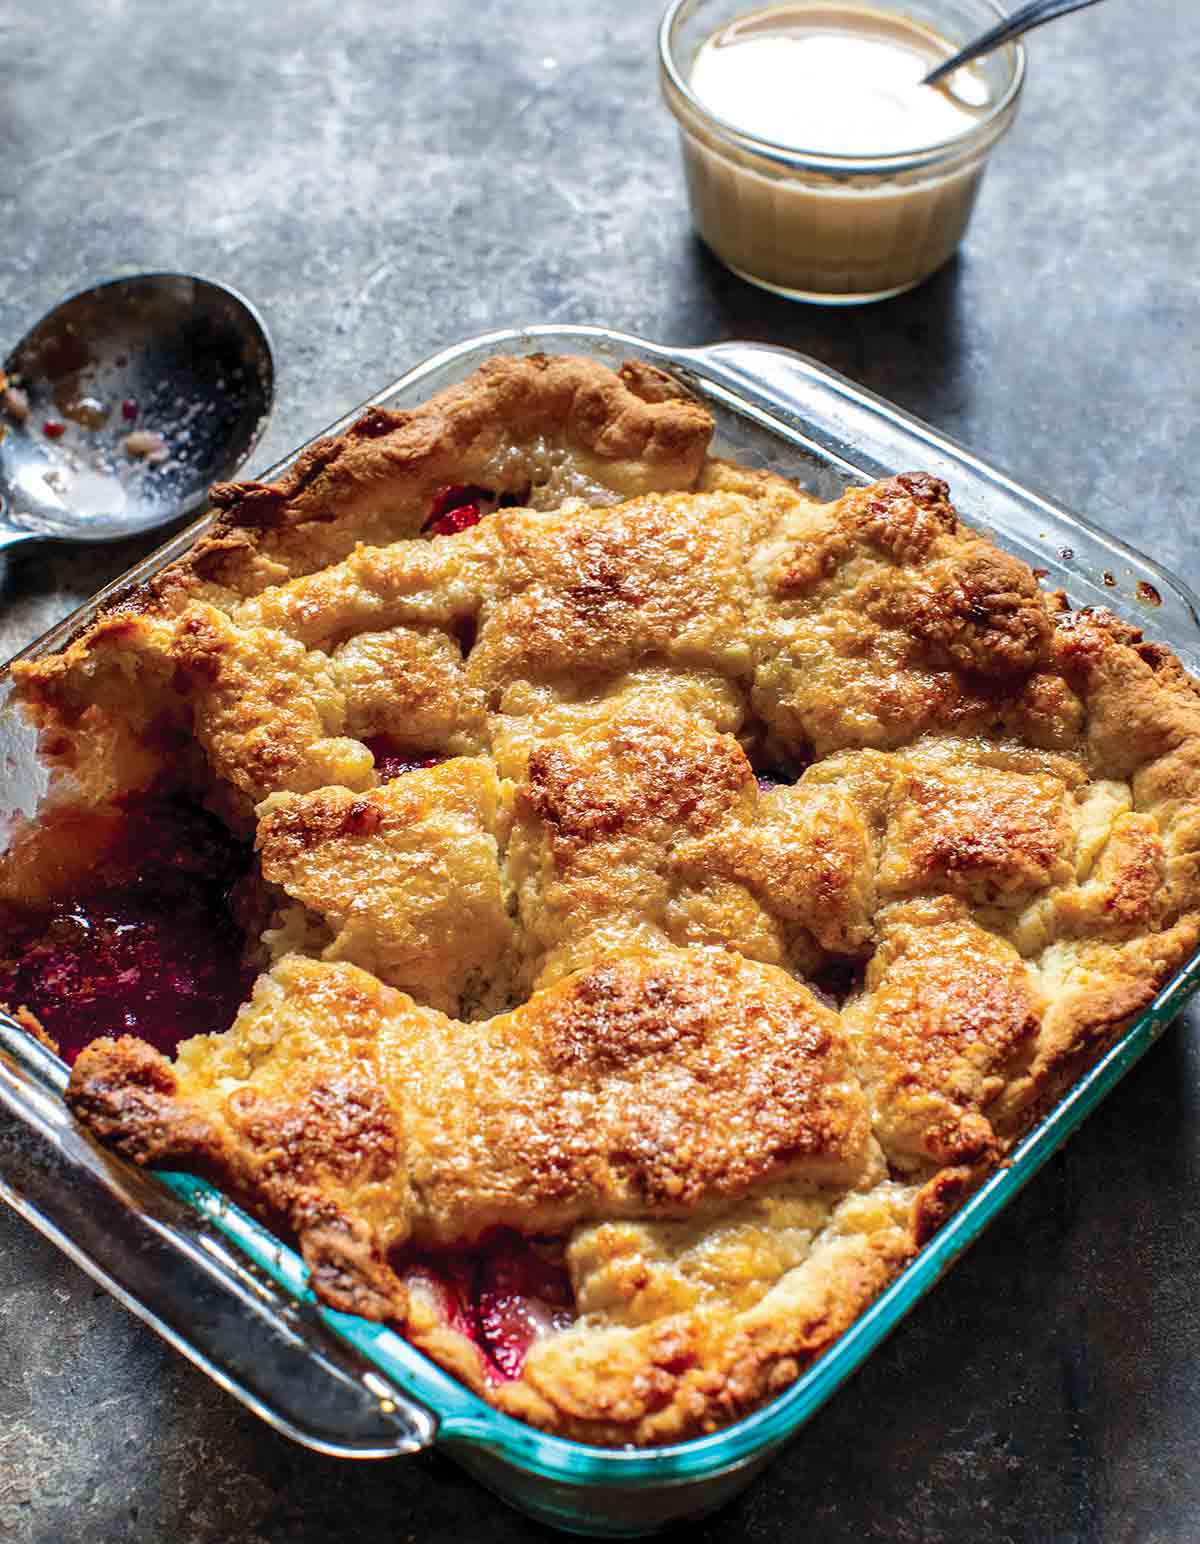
[0, 273, 273, 553]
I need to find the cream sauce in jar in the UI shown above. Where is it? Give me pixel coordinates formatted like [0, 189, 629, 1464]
[662, 2, 1014, 302]
[690, 5, 988, 156]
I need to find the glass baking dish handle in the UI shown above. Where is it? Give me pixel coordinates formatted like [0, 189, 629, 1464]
[680, 340, 1200, 656]
[0, 1013, 437, 1460]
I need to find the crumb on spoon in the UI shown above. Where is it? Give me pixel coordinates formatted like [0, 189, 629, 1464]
[122, 429, 169, 464]
[1, 379, 30, 422]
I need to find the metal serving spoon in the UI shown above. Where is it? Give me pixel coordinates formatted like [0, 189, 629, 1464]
[0, 272, 273, 557]
[924, 0, 1109, 87]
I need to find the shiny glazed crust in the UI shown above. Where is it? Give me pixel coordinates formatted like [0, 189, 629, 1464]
[10, 353, 1200, 1446]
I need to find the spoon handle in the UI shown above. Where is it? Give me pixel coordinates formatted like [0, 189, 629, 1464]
[923, 0, 1109, 86]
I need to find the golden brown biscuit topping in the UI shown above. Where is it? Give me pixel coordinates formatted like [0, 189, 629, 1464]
[4, 353, 1199, 1446]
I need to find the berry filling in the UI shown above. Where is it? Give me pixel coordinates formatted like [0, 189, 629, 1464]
[422, 483, 494, 538]
[0, 796, 254, 1064]
[399, 1230, 575, 1381]
[426, 501, 484, 537]
[749, 743, 815, 791]
[809, 957, 866, 1010]
[363, 736, 446, 785]
[421, 481, 533, 538]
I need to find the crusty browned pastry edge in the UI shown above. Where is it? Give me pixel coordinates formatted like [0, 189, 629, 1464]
[210, 354, 707, 527]
[152, 352, 716, 606]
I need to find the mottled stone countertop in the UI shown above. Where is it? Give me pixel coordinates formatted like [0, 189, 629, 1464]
[1, 2, 1198, 1541]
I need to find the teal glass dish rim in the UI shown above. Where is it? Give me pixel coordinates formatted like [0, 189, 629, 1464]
[2, 325, 1199, 1498]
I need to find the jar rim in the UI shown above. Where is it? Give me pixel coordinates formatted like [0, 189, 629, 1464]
[658, 0, 1027, 175]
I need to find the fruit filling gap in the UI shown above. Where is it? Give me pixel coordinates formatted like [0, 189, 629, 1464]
[0, 796, 254, 1065]
[400, 1232, 575, 1383]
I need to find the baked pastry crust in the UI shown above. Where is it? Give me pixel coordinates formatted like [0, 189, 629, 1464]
[7, 353, 1200, 1447]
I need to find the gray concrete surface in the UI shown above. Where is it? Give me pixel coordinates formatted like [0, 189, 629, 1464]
[1, 1, 1198, 1539]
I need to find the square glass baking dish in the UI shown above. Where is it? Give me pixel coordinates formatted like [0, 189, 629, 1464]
[2, 326, 1199, 1537]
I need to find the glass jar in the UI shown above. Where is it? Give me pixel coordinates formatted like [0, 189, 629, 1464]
[659, 0, 1026, 304]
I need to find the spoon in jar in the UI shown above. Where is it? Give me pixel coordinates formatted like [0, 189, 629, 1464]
[924, 0, 1109, 87]
[0, 272, 273, 557]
